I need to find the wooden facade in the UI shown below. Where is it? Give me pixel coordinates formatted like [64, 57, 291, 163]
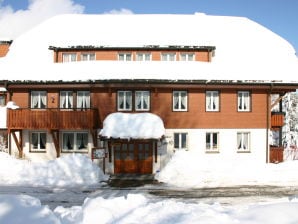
[0, 40, 12, 57]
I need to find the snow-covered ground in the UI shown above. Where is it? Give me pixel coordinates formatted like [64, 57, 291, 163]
[1, 152, 298, 223]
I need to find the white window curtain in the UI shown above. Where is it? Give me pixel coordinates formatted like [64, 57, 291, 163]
[125, 91, 132, 109]
[206, 91, 219, 111]
[180, 92, 187, 110]
[60, 91, 73, 109]
[238, 91, 250, 111]
[31, 91, 46, 109]
[76, 133, 88, 150]
[63, 133, 74, 150]
[173, 92, 179, 110]
[118, 91, 124, 109]
[77, 91, 90, 110]
[135, 91, 150, 110]
[237, 133, 249, 150]
[173, 91, 187, 111]
[118, 91, 132, 110]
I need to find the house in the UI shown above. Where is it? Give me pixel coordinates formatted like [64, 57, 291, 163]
[0, 14, 298, 174]
[0, 40, 12, 57]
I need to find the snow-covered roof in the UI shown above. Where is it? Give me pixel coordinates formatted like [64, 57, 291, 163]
[1, 13, 298, 83]
[99, 112, 165, 139]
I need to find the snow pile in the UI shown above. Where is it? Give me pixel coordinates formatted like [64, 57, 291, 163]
[0, 152, 108, 186]
[156, 150, 298, 188]
[100, 112, 165, 139]
[2, 194, 298, 224]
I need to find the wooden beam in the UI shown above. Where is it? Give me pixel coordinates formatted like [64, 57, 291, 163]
[11, 130, 23, 158]
[271, 95, 285, 110]
[50, 130, 60, 158]
[91, 129, 98, 147]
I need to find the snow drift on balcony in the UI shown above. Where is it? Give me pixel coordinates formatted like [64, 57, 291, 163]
[99, 112, 165, 139]
[1, 13, 298, 82]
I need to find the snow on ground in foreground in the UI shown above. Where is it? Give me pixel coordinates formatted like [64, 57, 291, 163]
[2, 194, 298, 224]
[0, 152, 108, 187]
[156, 150, 298, 188]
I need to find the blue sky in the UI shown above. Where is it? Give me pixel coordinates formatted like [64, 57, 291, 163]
[1, 0, 298, 54]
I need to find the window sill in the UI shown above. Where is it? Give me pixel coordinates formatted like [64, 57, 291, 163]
[29, 150, 46, 153]
[205, 150, 220, 154]
[237, 150, 251, 153]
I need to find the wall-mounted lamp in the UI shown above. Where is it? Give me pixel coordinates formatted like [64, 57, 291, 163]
[51, 95, 55, 103]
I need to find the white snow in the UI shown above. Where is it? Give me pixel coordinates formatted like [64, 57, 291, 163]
[0, 102, 19, 128]
[99, 112, 165, 139]
[0, 14, 298, 82]
[0, 152, 108, 187]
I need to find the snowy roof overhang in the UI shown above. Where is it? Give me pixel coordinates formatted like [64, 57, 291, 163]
[99, 112, 165, 140]
[48, 45, 216, 52]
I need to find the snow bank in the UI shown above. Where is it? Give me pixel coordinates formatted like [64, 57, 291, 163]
[156, 150, 298, 188]
[0, 152, 108, 187]
[100, 112, 165, 139]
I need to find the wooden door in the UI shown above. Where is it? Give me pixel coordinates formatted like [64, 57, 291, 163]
[113, 141, 153, 174]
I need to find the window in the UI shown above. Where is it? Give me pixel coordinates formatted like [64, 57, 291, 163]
[0, 95, 5, 106]
[62, 132, 88, 151]
[118, 91, 132, 111]
[206, 132, 219, 152]
[174, 133, 188, 150]
[31, 91, 47, 109]
[30, 132, 46, 151]
[77, 91, 90, 110]
[118, 53, 132, 61]
[135, 91, 150, 111]
[206, 91, 219, 111]
[161, 53, 176, 61]
[238, 91, 250, 111]
[173, 91, 187, 111]
[237, 132, 250, 152]
[60, 91, 73, 109]
[136, 53, 151, 61]
[62, 53, 77, 62]
[81, 53, 95, 61]
[180, 53, 194, 61]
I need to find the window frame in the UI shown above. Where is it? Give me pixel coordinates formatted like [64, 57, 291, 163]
[118, 53, 132, 61]
[161, 52, 176, 61]
[173, 91, 188, 111]
[31, 91, 47, 109]
[174, 132, 188, 150]
[237, 132, 251, 152]
[135, 91, 150, 111]
[117, 90, 133, 111]
[237, 91, 251, 112]
[60, 91, 74, 109]
[30, 131, 47, 152]
[62, 53, 77, 63]
[205, 132, 219, 152]
[206, 91, 220, 112]
[61, 131, 89, 152]
[77, 91, 90, 110]
[180, 53, 195, 61]
[136, 53, 151, 61]
[81, 53, 96, 61]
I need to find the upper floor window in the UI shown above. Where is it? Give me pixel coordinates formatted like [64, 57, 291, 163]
[238, 91, 251, 111]
[118, 91, 132, 111]
[135, 91, 150, 111]
[206, 132, 219, 152]
[237, 132, 250, 152]
[30, 132, 46, 152]
[31, 91, 46, 109]
[62, 53, 76, 63]
[77, 91, 90, 110]
[173, 91, 187, 111]
[206, 91, 219, 111]
[60, 91, 73, 109]
[180, 53, 194, 61]
[81, 53, 95, 61]
[136, 53, 151, 61]
[118, 53, 132, 61]
[0, 95, 5, 106]
[174, 133, 188, 150]
[161, 53, 176, 61]
[62, 132, 88, 152]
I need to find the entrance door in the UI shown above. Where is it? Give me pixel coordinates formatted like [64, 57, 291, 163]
[113, 141, 153, 174]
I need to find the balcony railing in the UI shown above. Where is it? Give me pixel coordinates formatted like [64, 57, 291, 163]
[7, 108, 99, 130]
[271, 112, 285, 128]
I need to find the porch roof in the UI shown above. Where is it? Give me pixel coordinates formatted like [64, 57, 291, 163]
[99, 112, 165, 140]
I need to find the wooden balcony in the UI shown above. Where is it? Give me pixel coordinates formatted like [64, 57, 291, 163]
[7, 108, 99, 130]
[269, 146, 284, 163]
[271, 112, 285, 128]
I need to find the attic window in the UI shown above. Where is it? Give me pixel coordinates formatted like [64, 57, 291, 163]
[62, 53, 77, 62]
